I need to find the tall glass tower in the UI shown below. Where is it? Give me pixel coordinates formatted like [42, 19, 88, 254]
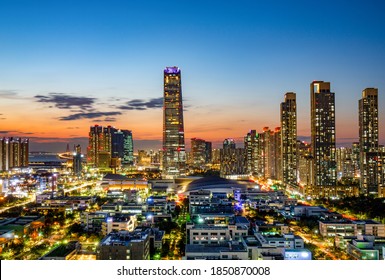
[162, 66, 186, 178]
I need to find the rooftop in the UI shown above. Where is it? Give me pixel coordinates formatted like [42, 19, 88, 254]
[42, 241, 79, 258]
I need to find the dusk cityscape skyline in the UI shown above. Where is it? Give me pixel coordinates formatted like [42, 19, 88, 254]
[2, 1, 385, 263]
[1, 1, 385, 152]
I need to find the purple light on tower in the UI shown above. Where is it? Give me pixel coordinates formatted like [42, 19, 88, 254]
[164, 66, 180, 74]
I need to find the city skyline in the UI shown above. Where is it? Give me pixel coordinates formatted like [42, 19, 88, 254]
[1, 1, 385, 152]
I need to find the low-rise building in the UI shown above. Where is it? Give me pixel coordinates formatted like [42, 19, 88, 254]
[96, 229, 150, 260]
[41, 196, 95, 210]
[319, 220, 357, 237]
[347, 236, 380, 260]
[101, 214, 137, 235]
[40, 241, 80, 260]
[254, 221, 290, 235]
[0, 216, 44, 238]
[81, 211, 109, 233]
[184, 242, 248, 260]
[293, 206, 328, 217]
[354, 220, 385, 237]
[187, 223, 248, 245]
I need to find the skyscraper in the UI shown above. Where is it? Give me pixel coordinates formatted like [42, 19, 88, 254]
[73, 144, 83, 176]
[112, 129, 134, 166]
[162, 66, 186, 178]
[0, 137, 29, 171]
[220, 139, 245, 176]
[191, 138, 207, 168]
[310, 81, 336, 197]
[87, 125, 105, 168]
[244, 130, 258, 175]
[281, 92, 297, 187]
[359, 88, 382, 195]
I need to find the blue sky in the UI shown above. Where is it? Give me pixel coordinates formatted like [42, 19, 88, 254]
[0, 0, 385, 151]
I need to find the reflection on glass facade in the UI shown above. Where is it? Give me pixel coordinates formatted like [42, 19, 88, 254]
[162, 66, 186, 178]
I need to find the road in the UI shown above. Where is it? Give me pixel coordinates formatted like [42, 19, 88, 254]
[0, 194, 35, 214]
[289, 225, 338, 260]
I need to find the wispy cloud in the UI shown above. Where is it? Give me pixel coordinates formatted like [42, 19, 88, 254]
[92, 117, 116, 122]
[0, 130, 35, 136]
[0, 90, 24, 100]
[117, 97, 163, 110]
[59, 111, 121, 121]
[34, 93, 96, 110]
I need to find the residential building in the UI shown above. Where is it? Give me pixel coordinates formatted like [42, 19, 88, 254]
[281, 92, 297, 187]
[310, 81, 337, 197]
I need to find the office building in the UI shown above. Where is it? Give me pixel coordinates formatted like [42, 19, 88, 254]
[112, 129, 134, 165]
[310, 81, 337, 197]
[97, 229, 150, 260]
[162, 66, 186, 178]
[281, 92, 297, 187]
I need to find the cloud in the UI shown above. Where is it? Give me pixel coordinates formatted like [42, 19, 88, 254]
[0, 130, 34, 135]
[0, 90, 21, 99]
[117, 97, 163, 110]
[92, 117, 116, 122]
[59, 111, 122, 121]
[34, 93, 96, 110]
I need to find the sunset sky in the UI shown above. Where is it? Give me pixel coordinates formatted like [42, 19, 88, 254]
[1, 0, 385, 152]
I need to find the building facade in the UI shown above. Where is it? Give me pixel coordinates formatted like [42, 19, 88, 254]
[0, 137, 29, 171]
[281, 92, 297, 187]
[162, 66, 186, 178]
[359, 88, 382, 196]
[220, 139, 245, 176]
[310, 81, 337, 197]
[244, 130, 258, 175]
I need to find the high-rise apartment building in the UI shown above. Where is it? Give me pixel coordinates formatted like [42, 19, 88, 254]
[281, 92, 297, 187]
[352, 142, 361, 178]
[310, 81, 337, 197]
[191, 138, 207, 168]
[87, 125, 133, 168]
[359, 88, 382, 195]
[205, 141, 212, 164]
[162, 66, 186, 178]
[244, 130, 258, 175]
[297, 141, 312, 196]
[87, 125, 104, 167]
[0, 137, 29, 171]
[257, 127, 281, 179]
[220, 139, 245, 176]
